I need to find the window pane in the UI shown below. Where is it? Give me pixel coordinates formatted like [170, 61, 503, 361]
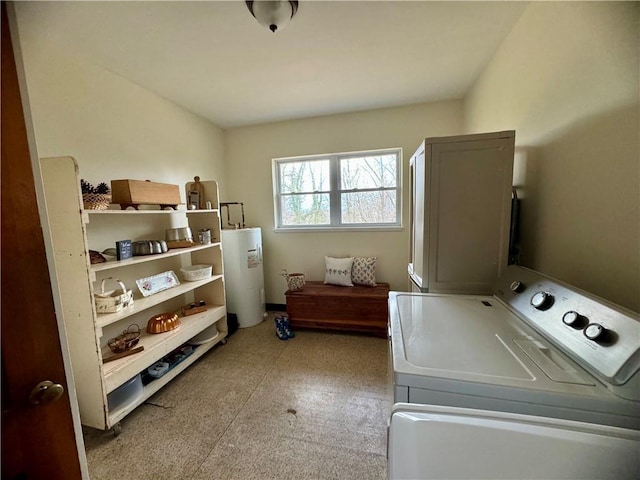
[341, 190, 396, 224]
[274, 149, 400, 229]
[279, 160, 330, 194]
[281, 193, 330, 225]
[340, 154, 397, 190]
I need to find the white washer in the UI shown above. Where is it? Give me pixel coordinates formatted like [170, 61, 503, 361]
[388, 266, 640, 478]
[388, 403, 640, 480]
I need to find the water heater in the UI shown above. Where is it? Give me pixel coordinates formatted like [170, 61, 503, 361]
[221, 227, 265, 328]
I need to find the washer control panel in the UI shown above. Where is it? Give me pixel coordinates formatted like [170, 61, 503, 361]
[494, 266, 640, 388]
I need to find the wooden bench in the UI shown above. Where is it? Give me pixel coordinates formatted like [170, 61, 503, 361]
[285, 281, 390, 337]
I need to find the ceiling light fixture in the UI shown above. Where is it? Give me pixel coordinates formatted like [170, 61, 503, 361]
[246, 1, 299, 33]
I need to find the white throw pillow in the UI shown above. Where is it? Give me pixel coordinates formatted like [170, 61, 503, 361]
[324, 256, 354, 287]
[352, 256, 377, 287]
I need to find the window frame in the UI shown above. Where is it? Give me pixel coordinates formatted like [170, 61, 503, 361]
[272, 148, 402, 232]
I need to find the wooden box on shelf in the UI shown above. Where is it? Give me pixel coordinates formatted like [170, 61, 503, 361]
[181, 301, 208, 317]
[111, 179, 181, 209]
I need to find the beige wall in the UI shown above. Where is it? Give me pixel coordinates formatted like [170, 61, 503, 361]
[17, 1, 637, 312]
[14, 10, 226, 199]
[464, 2, 639, 311]
[224, 101, 464, 303]
[15, 0, 463, 305]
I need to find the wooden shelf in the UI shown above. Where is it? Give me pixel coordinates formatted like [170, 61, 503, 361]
[95, 274, 223, 329]
[102, 305, 225, 393]
[107, 329, 225, 426]
[91, 243, 221, 273]
[85, 208, 219, 215]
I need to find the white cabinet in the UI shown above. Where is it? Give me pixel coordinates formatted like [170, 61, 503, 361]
[40, 156, 227, 431]
[408, 131, 515, 294]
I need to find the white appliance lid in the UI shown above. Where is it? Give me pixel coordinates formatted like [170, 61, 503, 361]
[397, 293, 535, 379]
[388, 403, 640, 480]
[390, 292, 597, 392]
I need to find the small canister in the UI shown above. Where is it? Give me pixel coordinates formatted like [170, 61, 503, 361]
[198, 228, 211, 245]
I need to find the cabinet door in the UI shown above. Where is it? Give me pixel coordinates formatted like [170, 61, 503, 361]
[427, 138, 514, 294]
[409, 145, 427, 288]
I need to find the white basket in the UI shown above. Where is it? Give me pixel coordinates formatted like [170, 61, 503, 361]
[180, 264, 212, 282]
[94, 278, 134, 314]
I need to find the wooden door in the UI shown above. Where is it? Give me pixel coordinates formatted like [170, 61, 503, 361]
[1, 3, 84, 478]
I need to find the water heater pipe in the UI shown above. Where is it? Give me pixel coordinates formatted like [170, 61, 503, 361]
[220, 202, 246, 229]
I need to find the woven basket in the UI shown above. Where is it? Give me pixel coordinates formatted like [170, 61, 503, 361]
[286, 273, 305, 291]
[94, 278, 134, 314]
[83, 193, 111, 210]
[107, 324, 141, 353]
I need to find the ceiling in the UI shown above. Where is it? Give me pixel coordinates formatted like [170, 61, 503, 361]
[15, 1, 529, 128]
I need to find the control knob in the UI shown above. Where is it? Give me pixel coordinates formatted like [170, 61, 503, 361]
[584, 323, 610, 343]
[562, 311, 588, 329]
[530, 291, 554, 310]
[509, 281, 525, 293]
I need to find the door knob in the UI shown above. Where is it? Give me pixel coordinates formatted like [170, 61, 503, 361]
[29, 380, 64, 406]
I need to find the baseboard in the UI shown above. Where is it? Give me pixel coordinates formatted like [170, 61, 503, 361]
[266, 303, 286, 312]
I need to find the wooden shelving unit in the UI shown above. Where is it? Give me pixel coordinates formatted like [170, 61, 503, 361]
[40, 156, 227, 432]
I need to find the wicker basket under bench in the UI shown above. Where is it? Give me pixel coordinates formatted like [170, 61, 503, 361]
[285, 281, 390, 337]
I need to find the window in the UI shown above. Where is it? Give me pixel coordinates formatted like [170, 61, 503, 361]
[273, 149, 401, 230]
